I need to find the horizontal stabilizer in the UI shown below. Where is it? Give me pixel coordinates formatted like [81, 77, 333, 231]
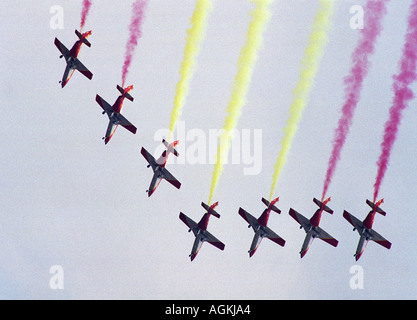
[162, 139, 179, 157]
[201, 202, 220, 218]
[313, 197, 333, 214]
[125, 92, 134, 102]
[261, 197, 281, 214]
[162, 139, 170, 149]
[366, 199, 386, 216]
[117, 85, 134, 101]
[75, 29, 91, 47]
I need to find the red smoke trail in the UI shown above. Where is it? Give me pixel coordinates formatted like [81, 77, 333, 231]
[321, 0, 389, 201]
[80, 0, 92, 31]
[373, 0, 417, 202]
[121, 0, 148, 87]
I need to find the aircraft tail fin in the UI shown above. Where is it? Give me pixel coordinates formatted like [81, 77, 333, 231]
[366, 199, 386, 216]
[162, 139, 179, 157]
[117, 85, 134, 101]
[201, 201, 220, 218]
[313, 197, 333, 214]
[261, 197, 281, 214]
[75, 29, 92, 47]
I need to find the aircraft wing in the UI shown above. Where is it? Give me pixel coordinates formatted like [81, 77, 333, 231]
[54, 38, 70, 58]
[73, 58, 93, 80]
[117, 113, 137, 135]
[96, 94, 113, 114]
[315, 226, 339, 247]
[180, 212, 201, 238]
[141, 147, 158, 171]
[203, 230, 225, 251]
[179, 212, 198, 230]
[289, 208, 311, 232]
[162, 167, 181, 189]
[238, 208, 259, 228]
[343, 210, 364, 233]
[368, 229, 392, 250]
[263, 225, 286, 247]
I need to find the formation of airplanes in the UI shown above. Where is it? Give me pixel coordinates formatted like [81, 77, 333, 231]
[176, 197, 391, 261]
[54, 30, 392, 262]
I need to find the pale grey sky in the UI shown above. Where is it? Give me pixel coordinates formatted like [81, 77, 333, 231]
[0, 0, 416, 299]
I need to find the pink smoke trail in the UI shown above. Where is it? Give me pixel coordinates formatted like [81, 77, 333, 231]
[121, 0, 148, 87]
[80, 0, 92, 31]
[373, 0, 417, 202]
[321, 0, 390, 201]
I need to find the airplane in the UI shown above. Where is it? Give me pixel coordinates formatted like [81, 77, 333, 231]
[140, 139, 181, 197]
[343, 198, 392, 261]
[54, 29, 93, 88]
[179, 202, 225, 261]
[95, 84, 137, 144]
[289, 197, 339, 258]
[238, 197, 285, 257]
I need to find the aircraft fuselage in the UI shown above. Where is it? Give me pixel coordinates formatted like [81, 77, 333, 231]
[362, 211, 377, 230]
[249, 229, 263, 257]
[300, 227, 319, 258]
[351, 211, 377, 260]
[257, 209, 271, 227]
[309, 209, 324, 227]
[354, 234, 369, 261]
[101, 96, 129, 143]
[60, 64, 76, 88]
[147, 167, 164, 197]
[190, 233, 204, 261]
[352, 224, 374, 260]
[69, 40, 82, 59]
[59, 41, 82, 87]
[188, 213, 214, 259]
[112, 95, 126, 114]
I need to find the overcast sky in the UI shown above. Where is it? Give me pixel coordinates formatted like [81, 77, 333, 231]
[0, 0, 416, 299]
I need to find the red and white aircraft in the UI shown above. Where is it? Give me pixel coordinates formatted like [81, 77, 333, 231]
[179, 202, 225, 261]
[141, 139, 181, 197]
[238, 197, 286, 257]
[343, 199, 391, 261]
[289, 197, 339, 258]
[54, 30, 93, 88]
[95, 85, 137, 144]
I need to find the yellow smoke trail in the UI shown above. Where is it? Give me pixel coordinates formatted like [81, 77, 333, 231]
[269, 0, 335, 201]
[168, 0, 212, 142]
[208, 0, 272, 205]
